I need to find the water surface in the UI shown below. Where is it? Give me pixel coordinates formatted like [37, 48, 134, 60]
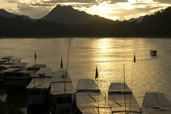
[0, 37, 171, 106]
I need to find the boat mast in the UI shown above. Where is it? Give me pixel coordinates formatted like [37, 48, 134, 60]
[66, 38, 71, 76]
[34, 52, 37, 88]
[123, 64, 127, 114]
[130, 53, 136, 113]
[95, 66, 99, 114]
[64, 38, 71, 94]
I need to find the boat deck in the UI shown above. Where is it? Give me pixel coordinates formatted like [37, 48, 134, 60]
[76, 79, 111, 114]
[27, 77, 51, 89]
[108, 83, 141, 114]
[50, 82, 73, 95]
[76, 79, 100, 92]
[142, 92, 171, 114]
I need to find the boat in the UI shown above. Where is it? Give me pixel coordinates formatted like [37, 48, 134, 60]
[142, 92, 171, 114]
[150, 50, 157, 56]
[108, 82, 141, 114]
[26, 71, 52, 114]
[0, 56, 26, 71]
[0, 68, 32, 87]
[76, 79, 111, 114]
[49, 69, 74, 114]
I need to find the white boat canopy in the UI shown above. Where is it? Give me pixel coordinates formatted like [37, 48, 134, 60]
[76, 79, 100, 92]
[142, 92, 171, 114]
[108, 83, 140, 113]
[27, 77, 51, 89]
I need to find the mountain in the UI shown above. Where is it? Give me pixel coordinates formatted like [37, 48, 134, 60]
[0, 6, 171, 37]
[0, 9, 17, 18]
[42, 5, 113, 25]
[0, 9, 33, 20]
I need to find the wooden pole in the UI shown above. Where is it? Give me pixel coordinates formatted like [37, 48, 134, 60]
[123, 64, 126, 114]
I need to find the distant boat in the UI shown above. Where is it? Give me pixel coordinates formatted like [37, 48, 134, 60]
[150, 49, 157, 56]
[75, 79, 111, 114]
[108, 83, 141, 114]
[142, 92, 171, 114]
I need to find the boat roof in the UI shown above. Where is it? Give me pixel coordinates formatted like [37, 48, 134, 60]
[0, 62, 27, 69]
[26, 64, 47, 70]
[50, 82, 74, 95]
[108, 83, 140, 113]
[76, 79, 100, 92]
[0, 67, 22, 73]
[51, 70, 72, 83]
[9, 58, 21, 63]
[108, 83, 132, 94]
[76, 92, 111, 114]
[142, 92, 171, 114]
[1, 56, 13, 60]
[36, 67, 52, 77]
[27, 77, 51, 89]
[108, 93, 140, 113]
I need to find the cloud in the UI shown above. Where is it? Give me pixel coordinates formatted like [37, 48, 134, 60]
[110, 0, 128, 4]
[43, 0, 95, 3]
[8, 0, 17, 3]
[153, 0, 171, 4]
[17, 3, 50, 18]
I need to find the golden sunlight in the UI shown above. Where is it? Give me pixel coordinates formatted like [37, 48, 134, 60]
[98, 38, 111, 50]
[116, 2, 135, 10]
[91, 4, 111, 16]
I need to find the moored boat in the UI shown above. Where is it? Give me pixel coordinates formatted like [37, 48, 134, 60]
[49, 69, 74, 114]
[76, 79, 111, 114]
[142, 92, 171, 114]
[26, 76, 52, 114]
[150, 49, 157, 56]
[108, 82, 141, 114]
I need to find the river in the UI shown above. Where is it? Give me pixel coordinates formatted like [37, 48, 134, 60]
[0, 37, 171, 106]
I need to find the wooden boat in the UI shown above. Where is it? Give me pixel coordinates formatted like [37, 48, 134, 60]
[26, 64, 46, 71]
[108, 83, 141, 114]
[150, 50, 157, 56]
[27, 77, 52, 113]
[142, 92, 171, 114]
[49, 69, 74, 114]
[0, 68, 32, 87]
[76, 79, 111, 114]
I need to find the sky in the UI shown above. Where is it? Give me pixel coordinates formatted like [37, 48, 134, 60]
[0, 0, 171, 20]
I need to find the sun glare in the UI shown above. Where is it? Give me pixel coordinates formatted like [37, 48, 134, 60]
[91, 3, 111, 16]
[116, 2, 135, 10]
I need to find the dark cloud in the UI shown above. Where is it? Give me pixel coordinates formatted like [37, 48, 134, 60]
[153, 0, 171, 4]
[110, 0, 128, 4]
[8, 0, 17, 3]
[31, 3, 54, 7]
[43, 0, 95, 3]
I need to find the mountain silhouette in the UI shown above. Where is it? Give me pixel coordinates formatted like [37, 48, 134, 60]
[0, 9, 17, 18]
[42, 5, 113, 25]
[0, 9, 32, 20]
[0, 6, 171, 37]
